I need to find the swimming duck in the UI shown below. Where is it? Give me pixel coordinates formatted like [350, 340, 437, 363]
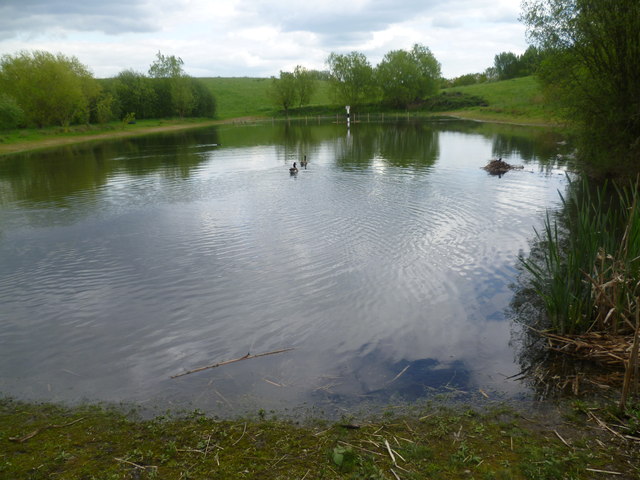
[300, 155, 308, 168]
[289, 162, 298, 173]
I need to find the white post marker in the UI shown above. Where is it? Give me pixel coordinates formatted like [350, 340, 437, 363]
[346, 105, 351, 129]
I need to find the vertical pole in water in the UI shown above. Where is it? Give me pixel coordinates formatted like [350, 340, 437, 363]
[346, 105, 351, 129]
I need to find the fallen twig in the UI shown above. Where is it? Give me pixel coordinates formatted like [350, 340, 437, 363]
[9, 417, 85, 443]
[114, 457, 158, 472]
[585, 467, 622, 475]
[587, 411, 626, 440]
[384, 438, 397, 466]
[232, 422, 247, 446]
[387, 365, 410, 385]
[171, 348, 295, 378]
[553, 430, 571, 447]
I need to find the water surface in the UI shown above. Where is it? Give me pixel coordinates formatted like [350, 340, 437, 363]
[0, 119, 570, 415]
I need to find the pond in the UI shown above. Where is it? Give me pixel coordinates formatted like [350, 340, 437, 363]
[0, 118, 572, 416]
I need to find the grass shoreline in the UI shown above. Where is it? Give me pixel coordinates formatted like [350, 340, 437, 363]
[0, 111, 559, 157]
[2, 397, 638, 479]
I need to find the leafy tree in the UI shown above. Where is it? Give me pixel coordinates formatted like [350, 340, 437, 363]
[92, 92, 115, 124]
[293, 65, 317, 107]
[493, 46, 545, 80]
[493, 51, 520, 80]
[270, 71, 297, 114]
[0, 93, 24, 129]
[148, 51, 185, 79]
[409, 44, 442, 95]
[451, 73, 488, 87]
[170, 78, 195, 118]
[522, 0, 640, 167]
[326, 51, 376, 107]
[376, 44, 441, 108]
[189, 78, 216, 117]
[113, 69, 158, 119]
[520, 45, 545, 75]
[0, 50, 100, 128]
[148, 51, 195, 118]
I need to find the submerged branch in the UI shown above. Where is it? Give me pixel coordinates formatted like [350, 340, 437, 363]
[171, 348, 295, 378]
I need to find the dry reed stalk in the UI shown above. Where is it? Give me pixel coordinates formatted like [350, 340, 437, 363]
[9, 417, 85, 443]
[620, 299, 640, 410]
[542, 331, 634, 368]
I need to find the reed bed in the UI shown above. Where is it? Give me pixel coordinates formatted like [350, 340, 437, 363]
[521, 176, 640, 408]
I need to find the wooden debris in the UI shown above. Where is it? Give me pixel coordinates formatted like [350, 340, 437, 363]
[171, 348, 295, 378]
[9, 417, 85, 443]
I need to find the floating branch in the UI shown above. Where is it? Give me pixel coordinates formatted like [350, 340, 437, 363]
[171, 348, 295, 378]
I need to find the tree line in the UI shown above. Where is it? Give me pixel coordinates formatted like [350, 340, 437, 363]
[448, 45, 545, 87]
[270, 42, 547, 113]
[270, 43, 442, 113]
[0, 51, 216, 130]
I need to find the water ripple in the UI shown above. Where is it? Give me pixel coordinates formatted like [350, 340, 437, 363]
[0, 123, 568, 412]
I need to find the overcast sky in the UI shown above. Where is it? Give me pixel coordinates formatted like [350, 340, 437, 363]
[0, 0, 528, 79]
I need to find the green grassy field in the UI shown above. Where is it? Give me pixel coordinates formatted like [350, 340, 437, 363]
[200, 77, 335, 119]
[442, 76, 559, 125]
[202, 75, 559, 125]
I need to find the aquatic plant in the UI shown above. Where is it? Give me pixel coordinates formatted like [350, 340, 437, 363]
[520, 175, 640, 408]
[522, 176, 640, 336]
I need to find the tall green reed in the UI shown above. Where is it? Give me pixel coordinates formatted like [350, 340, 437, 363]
[521, 176, 640, 335]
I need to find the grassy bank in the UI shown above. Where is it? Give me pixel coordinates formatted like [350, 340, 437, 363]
[443, 76, 559, 126]
[2, 398, 638, 479]
[199, 77, 335, 120]
[0, 76, 558, 156]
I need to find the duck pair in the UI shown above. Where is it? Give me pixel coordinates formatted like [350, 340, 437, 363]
[289, 156, 308, 174]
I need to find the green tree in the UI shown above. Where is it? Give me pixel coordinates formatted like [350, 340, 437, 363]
[326, 51, 376, 107]
[0, 50, 100, 128]
[270, 71, 298, 114]
[493, 51, 520, 80]
[113, 69, 158, 119]
[92, 92, 115, 124]
[148, 51, 194, 118]
[189, 78, 216, 117]
[148, 51, 185, 78]
[375, 44, 441, 108]
[521, 0, 640, 168]
[0, 93, 24, 129]
[293, 65, 317, 107]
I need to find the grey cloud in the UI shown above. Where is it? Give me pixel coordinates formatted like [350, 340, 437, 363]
[237, 0, 440, 40]
[0, 0, 160, 39]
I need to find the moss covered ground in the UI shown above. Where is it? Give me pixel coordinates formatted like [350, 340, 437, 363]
[2, 398, 638, 479]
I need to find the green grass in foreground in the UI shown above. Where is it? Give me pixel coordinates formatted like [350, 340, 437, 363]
[1, 398, 638, 479]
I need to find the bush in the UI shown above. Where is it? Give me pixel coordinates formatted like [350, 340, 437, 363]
[0, 93, 24, 129]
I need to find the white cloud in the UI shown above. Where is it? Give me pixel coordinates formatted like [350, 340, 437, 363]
[0, 0, 528, 78]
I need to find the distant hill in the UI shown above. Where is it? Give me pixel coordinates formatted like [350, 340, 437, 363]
[200, 75, 557, 126]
